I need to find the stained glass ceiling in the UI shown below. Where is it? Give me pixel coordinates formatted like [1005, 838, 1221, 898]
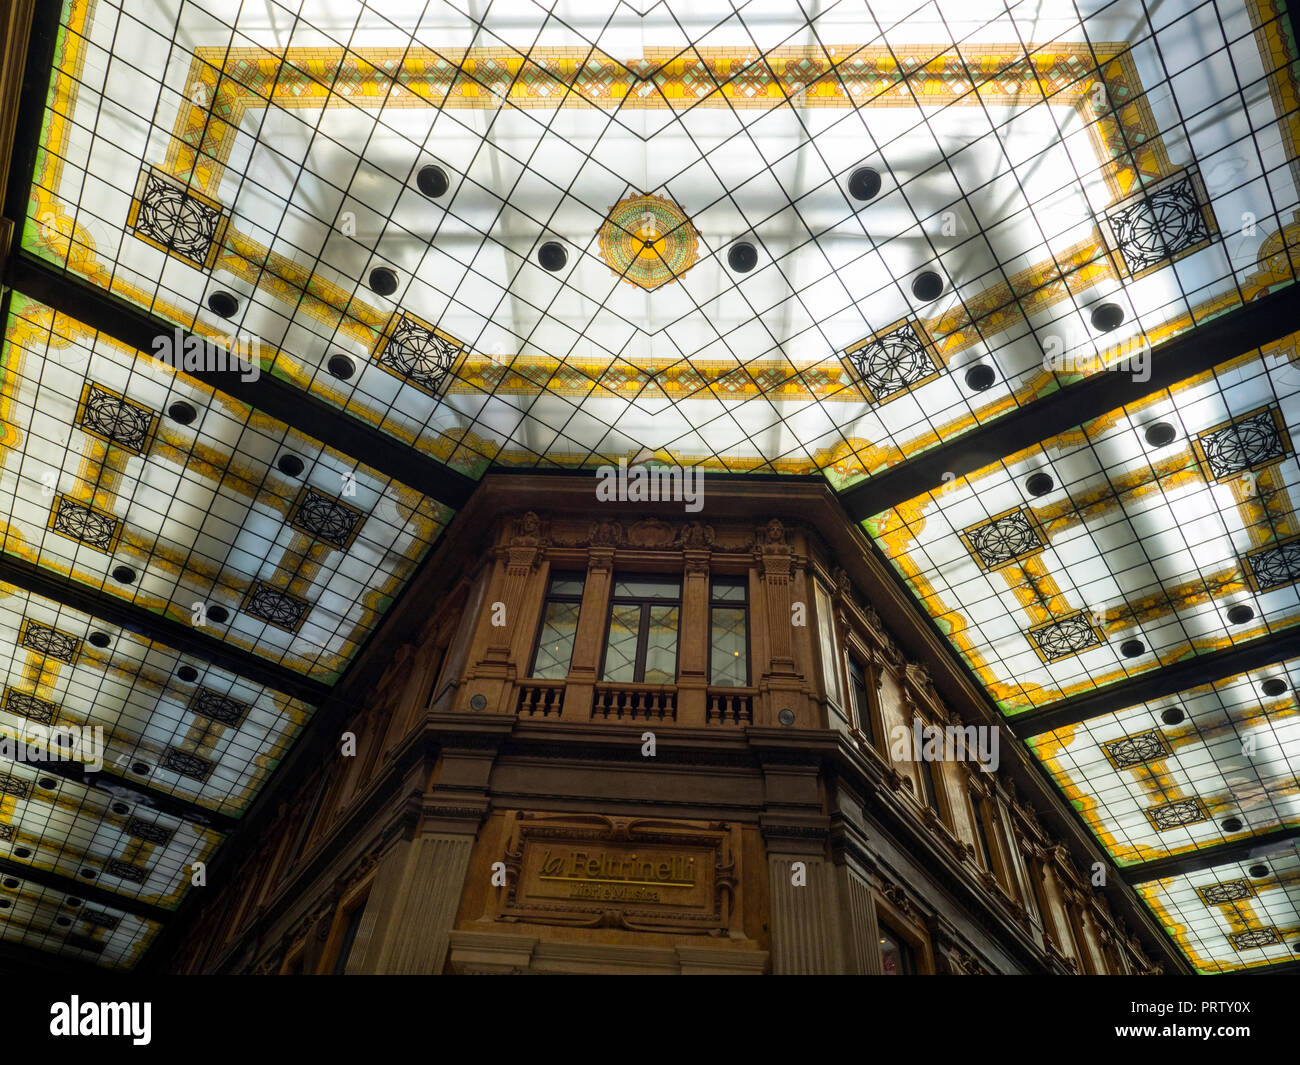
[3, 0, 1300, 971]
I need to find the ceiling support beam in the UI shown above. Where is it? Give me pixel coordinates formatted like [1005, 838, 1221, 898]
[0, 550, 331, 706]
[1119, 826, 1300, 885]
[6, 254, 479, 508]
[1007, 628, 1300, 738]
[839, 282, 1300, 521]
[0, 853, 173, 925]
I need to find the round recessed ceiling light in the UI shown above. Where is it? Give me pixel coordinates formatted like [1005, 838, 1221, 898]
[111, 565, 137, 585]
[1160, 707, 1185, 726]
[1227, 604, 1256, 625]
[64, 897, 82, 907]
[130, 761, 152, 776]
[1262, 678, 1289, 697]
[1144, 421, 1177, 447]
[1025, 472, 1055, 497]
[0, 900, 10, 910]
[177, 665, 199, 683]
[416, 164, 449, 198]
[327, 353, 355, 380]
[1120, 638, 1146, 658]
[1090, 302, 1125, 332]
[78, 868, 97, 880]
[369, 267, 399, 296]
[1, 877, 18, 889]
[13, 847, 31, 859]
[727, 241, 758, 273]
[55, 915, 72, 927]
[38, 777, 57, 790]
[537, 240, 567, 272]
[1221, 816, 1244, 833]
[964, 364, 996, 392]
[110, 802, 130, 816]
[1248, 863, 1269, 878]
[206, 605, 229, 624]
[911, 270, 944, 302]
[168, 401, 198, 425]
[88, 631, 111, 648]
[848, 166, 882, 201]
[276, 453, 305, 477]
[207, 291, 239, 319]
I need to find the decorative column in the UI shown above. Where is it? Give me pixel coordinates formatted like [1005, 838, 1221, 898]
[676, 521, 713, 727]
[753, 519, 812, 728]
[461, 512, 546, 714]
[560, 519, 619, 720]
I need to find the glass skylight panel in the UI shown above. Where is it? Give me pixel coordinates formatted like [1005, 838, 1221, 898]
[15, 0, 1295, 481]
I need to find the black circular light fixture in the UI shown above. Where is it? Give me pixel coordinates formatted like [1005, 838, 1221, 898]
[369, 267, 399, 296]
[110, 802, 130, 816]
[1090, 302, 1125, 332]
[911, 270, 944, 302]
[964, 364, 996, 392]
[1144, 421, 1177, 447]
[1, 877, 18, 889]
[0, 900, 10, 910]
[1262, 678, 1289, 697]
[778, 708, 796, 726]
[130, 761, 152, 776]
[1120, 638, 1146, 658]
[78, 868, 97, 881]
[206, 605, 229, 624]
[1160, 707, 1185, 726]
[848, 166, 882, 202]
[177, 665, 199, 683]
[276, 453, 305, 477]
[1249, 863, 1269, 878]
[469, 693, 488, 711]
[1221, 816, 1244, 833]
[55, 915, 72, 927]
[207, 291, 239, 319]
[327, 353, 356, 380]
[416, 164, 449, 198]
[727, 241, 758, 273]
[37, 777, 57, 790]
[64, 897, 82, 908]
[111, 565, 137, 585]
[1025, 472, 1055, 497]
[88, 631, 111, 648]
[537, 240, 568, 272]
[168, 401, 197, 425]
[13, 847, 31, 859]
[1227, 604, 1256, 625]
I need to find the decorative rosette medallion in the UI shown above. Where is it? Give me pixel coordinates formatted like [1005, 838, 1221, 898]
[598, 193, 699, 290]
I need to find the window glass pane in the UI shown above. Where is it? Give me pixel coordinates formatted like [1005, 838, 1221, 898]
[711, 577, 746, 602]
[612, 578, 680, 599]
[814, 583, 841, 703]
[970, 791, 995, 871]
[643, 605, 679, 682]
[879, 922, 916, 975]
[849, 658, 873, 743]
[532, 600, 580, 679]
[332, 902, 366, 975]
[548, 574, 585, 597]
[602, 604, 641, 681]
[710, 606, 747, 686]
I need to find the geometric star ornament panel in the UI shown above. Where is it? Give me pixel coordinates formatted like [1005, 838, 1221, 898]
[961, 507, 1047, 570]
[127, 166, 228, 270]
[1103, 168, 1216, 279]
[843, 320, 942, 406]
